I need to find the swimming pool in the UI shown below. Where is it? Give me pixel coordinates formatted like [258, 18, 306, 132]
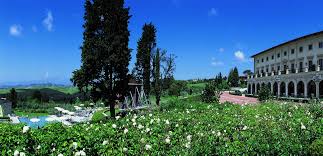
[18, 116, 52, 128]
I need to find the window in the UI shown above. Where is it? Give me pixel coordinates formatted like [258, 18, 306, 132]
[284, 51, 287, 56]
[277, 53, 280, 58]
[266, 57, 269, 61]
[309, 44, 313, 50]
[319, 42, 323, 48]
[257, 60, 259, 63]
[272, 55, 274, 60]
[266, 68, 268, 72]
[299, 46, 303, 52]
[262, 58, 264, 62]
[291, 49, 295, 54]
[277, 66, 280, 71]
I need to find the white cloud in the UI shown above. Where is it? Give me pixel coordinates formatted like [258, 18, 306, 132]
[32, 26, 38, 32]
[218, 48, 225, 53]
[43, 10, 54, 31]
[9, 24, 23, 36]
[211, 61, 224, 66]
[234, 50, 245, 61]
[208, 8, 218, 16]
[211, 57, 224, 66]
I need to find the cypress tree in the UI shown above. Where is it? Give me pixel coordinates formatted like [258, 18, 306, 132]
[71, 0, 131, 118]
[135, 23, 157, 97]
[153, 48, 161, 106]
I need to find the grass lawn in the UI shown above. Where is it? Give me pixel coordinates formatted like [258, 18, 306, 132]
[14, 111, 49, 117]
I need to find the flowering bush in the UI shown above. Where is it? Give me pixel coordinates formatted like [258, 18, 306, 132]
[0, 98, 322, 155]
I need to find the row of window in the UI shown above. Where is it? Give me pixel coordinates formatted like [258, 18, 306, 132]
[256, 42, 323, 63]
[256, 59, 323, 73]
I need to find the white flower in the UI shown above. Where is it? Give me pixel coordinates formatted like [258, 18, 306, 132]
[149, 114, 152, 117]
[138, 124, 144, 129]
[175, 124, 179, 127]
[124, 128, 128, 134]
[36, 145, 41, 150]
[301, 123, 306, 130]
[187, 135, 192, 141]
[185, 142, 191, 149]
[145, 144, 152, 150]
[212, 131, 215, 134]
[123, 147, 128, 152]
[165, 137, 171, 144]
[75, 150, 86, 156]
[14, 150, 19, 156]
[72, 142, 78, 149]
[58, 154, 64, 156]
[112, 124, 117, 128]
[19, 152, 26, 156]
[140, 138, 145, 143]
[102, 140, 108, 145]
[150, 119, 154, 124]
[165, 120, 170, 125]
[22, 126, 30, 133]
[242, 125, 248, 130]
[145, 128, 150, 133]
[131, 118, 136, 123]
[217, 132, 221, 137]
[116, 116, 121, 120]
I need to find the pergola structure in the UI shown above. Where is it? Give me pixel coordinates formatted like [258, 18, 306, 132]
[121, 83, 150, 110]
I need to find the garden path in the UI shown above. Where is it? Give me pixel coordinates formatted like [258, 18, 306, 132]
[220, 92, 258, 105]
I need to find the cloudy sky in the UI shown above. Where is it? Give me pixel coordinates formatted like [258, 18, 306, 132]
[1, 0, 323, 84]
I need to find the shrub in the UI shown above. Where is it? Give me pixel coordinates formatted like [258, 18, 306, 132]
[201, 82, 220, 103]
[7, 88, 18, 108]
[91, 110, 108, 123]
[310, 137, 323, 156]
[168, 81, 187, 96]
[258, 86, 271, 102]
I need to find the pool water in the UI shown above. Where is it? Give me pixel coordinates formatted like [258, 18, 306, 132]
[18, 116, 51, 128]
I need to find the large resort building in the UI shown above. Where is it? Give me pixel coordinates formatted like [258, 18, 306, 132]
[247, 31, 323, 99]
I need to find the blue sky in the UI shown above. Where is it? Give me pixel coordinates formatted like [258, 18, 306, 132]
[1, 0, 323, 84]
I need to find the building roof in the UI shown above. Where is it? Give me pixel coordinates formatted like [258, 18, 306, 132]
[251, 30, 323, 58]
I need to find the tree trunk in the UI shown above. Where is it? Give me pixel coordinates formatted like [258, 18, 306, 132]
[109, 100, 115, 119]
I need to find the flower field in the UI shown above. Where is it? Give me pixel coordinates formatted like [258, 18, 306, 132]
[0, 97, 322, 155]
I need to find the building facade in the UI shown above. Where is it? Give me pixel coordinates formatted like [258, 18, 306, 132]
[247, 31, 323, 98]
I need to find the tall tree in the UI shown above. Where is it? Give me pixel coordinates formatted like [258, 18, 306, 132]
[71, 0, 131, 118]
[228, 67, 239, 87]
[153, 48, 161, 106]
[134, 23, 157, 97]
[8, 88, 17, 108]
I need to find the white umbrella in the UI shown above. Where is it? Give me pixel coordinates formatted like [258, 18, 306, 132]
[30, 118, 40, 123]
[45, 117, 56, 122]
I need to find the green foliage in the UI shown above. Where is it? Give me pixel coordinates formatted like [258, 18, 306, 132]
[228, 67, 239, 87]
[32, 90, 42, 103]
[201, 82, 220, 103]
[91, 110, 108, 123]
[310, 137, 323, 156]
[168, 81, 187, 96]
[135, 23, 157, 97]
[0, 100, 322, 155]
[71, 0, 131, 118]
[258, 86, 272, 102]
[8, 88, 18, 108]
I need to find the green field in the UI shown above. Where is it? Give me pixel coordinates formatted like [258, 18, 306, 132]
[0, 86, 79, 95]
